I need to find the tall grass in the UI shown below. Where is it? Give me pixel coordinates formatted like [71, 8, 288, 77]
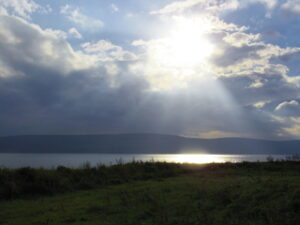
[0, 160, 300, 201]
[0, 161, 185, 200]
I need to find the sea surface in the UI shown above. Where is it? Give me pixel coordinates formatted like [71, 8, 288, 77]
[0, 153, 290, 168]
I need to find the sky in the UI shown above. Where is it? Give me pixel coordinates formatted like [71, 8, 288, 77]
[0, 0, 300, 139]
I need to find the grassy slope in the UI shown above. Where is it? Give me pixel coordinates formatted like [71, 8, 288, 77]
[1, 162, 300, 225]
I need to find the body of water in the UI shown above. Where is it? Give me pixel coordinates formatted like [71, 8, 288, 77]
[0, 153, 290, 168]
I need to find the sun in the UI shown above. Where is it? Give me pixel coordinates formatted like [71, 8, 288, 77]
[152, 17, 214, 69]
[134, 17, 216, 90]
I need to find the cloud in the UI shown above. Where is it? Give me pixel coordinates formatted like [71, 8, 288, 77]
[284, 124, 300, 137]
[281, 0, 300, 14]
[60, 5, 104, 30]
[0, 0, 51, 19]
[110, 3, 119, 13]
[213, 44, 265, 68]
[243, 0, 277, 17]
[150, 0, 239, 15]
[129, 9, 300, 139]
[282, 117, 300, 137]
[274, 100, 300, 117]
[44, 27, 83, 40]
[0, 1, 299, 140]
[68, 27, 82, 39]
[250, 0, 277, 9]
[218, 68, 300, 106]
[211, 28, 300, 76]
[130, 16, 250, 90]
[81, 40, 137, 62]
[132, 13, 300, 93]
[44, 28, 68, 39]
[0, 0, 39, 19]
[275, 100, 299, 111]
[0, 5, 7, 15]
[0, 14, 148, 136]
[0, 14, 93, 78]
[150, 0, 277, 17]
[223, 32, 260, 47]
[0, 13, 138, 135]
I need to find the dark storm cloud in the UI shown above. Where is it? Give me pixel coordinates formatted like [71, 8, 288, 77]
[218, 71, 300, 105]
[0, 15, 148, 135]
[0, 63, 150, 135]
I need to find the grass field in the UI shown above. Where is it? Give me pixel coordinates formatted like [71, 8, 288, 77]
[0, 161, 300, 225]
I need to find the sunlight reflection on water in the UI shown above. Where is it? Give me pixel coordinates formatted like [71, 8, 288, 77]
[0, 153, 289, 168]
[169, 154, 225, 164]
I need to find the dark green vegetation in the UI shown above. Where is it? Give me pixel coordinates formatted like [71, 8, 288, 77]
[0, 161, 184, 200]
[1, 161, 300, 225]
[1, 134, 300, 154]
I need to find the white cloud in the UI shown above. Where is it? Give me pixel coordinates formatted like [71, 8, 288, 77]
[275, 100, 299, 111]
[45, 28, 67, 39]
[151, 0, 277, 17]
[253, 0, 277, 9]
[150, 0, 202, 15]
[129, 14, 300, 138]
[126, 12, 134, 18]
[0, 0, 51, 19]
[223, 32, 260, 47]
[253, 100, 271, 108]
[150, 0, 239, 15]
[110, 3, 119, 13]
[68, 27, 82, 39]
[82, 40, 118, 53]
[46, 27, 83, 40]
[81, 40, 137, 62]
[240, 0, 277, 17]
[281, 0, 300, 13]
[274, 100, 300, 118]
[60, 5, 104, 30]
[212, 29, 300, 77]
[0, 5, 7, 15]
[249, 79, 264, 88]
[0, 15, 94, 77]
[132, 13, 300, 93]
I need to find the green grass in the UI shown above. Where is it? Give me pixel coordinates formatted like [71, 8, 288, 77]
[0, 161, 300, 225]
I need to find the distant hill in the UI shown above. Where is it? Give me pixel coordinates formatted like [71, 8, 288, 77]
[0, 134, 299, 154]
